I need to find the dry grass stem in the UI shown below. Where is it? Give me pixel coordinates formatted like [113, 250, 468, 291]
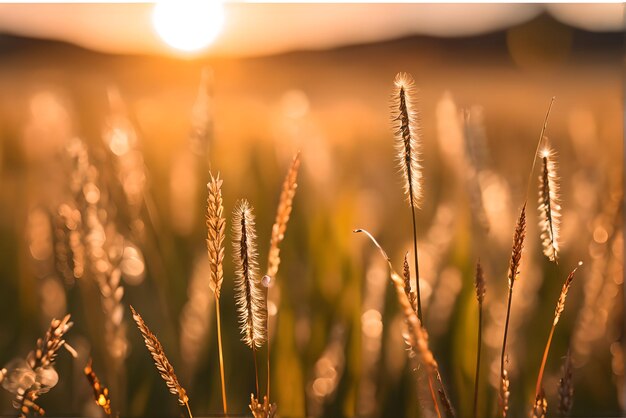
[266, 151, 300, 279]
[233, 200, 267, 349]
[473, 260, 485, 418]
[535, 263, 581, 398]
[538, 145, 561, 263]
[130, 306, 191, 416]
[392, 72, 424, 321]
[84, 358, 112, 415]
[206, 171, 228, 413]
[354, 229, 454, 416]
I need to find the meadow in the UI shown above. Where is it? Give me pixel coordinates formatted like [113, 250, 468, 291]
[0, 18, 622, 417]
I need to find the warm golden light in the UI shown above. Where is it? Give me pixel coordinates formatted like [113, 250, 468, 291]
[152, 0, 224, 53]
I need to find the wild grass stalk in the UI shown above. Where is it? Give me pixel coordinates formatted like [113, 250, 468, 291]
[534, 264, 581, 401]
[232, 200, 267, 400]
[130, 306, 192, 418]
[206, 172, 228, 414]
[354, 229, 454, 417]
[392, 72, 424, 321]
[473, 260, 485, 418]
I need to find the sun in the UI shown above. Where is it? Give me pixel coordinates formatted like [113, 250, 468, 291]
[152, 0, 225, 53]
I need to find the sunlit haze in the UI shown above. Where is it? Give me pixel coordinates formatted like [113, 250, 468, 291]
[152, 0, 225, 53]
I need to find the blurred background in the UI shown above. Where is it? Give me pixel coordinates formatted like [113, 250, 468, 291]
[0, 2, 623, 417]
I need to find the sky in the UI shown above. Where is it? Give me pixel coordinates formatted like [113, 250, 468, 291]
[0, 3, 622, 57]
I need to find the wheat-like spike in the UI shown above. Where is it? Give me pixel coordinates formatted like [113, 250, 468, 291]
[538, 145, 561, 263]
[206, 172, 226, 297]
[392, 72, 422, 208]
[266, 151, 300, 279]
[531, 388, 547, 418]
[554, 262, 580, 326]
[85, 358, 112, 415]
[27, 314, 75, 370]
[499, 367, 510, 418]
[508, 204, 527, 289]
[130, 306, 190, 411]
[535, 262, 582, 399]
[233, 200, 267, 349]
[558, 351, 574, 416]
[402, 252, 417, 313]
[474, 260, 485, 305]
[354, 229, 454, 416]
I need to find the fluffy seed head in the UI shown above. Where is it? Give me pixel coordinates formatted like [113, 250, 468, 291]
[392, 72, 423, 208]
[206, 172, 226, 297]
[538, 145, 561, 263]
[232, 200, 267, 349]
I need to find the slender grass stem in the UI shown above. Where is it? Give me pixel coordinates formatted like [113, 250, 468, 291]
[215, 297, 228, 414]
[535, 325, 555, 397]
[253, 346, 260, 398]
[427, 373, 442, 418]
[185, 401, 193, 418]
[409, 201, 422, 321]
[473, 304, 483, 418]
[501, 285, 514, 379]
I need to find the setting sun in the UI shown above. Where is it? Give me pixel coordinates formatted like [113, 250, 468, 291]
[152, 0, 224, 53]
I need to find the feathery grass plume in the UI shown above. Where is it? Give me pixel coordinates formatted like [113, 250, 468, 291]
[531, 389, 547, 418]
[84, 358, 112, 416]
[130, 306, 192, 417]
[402, 252, 417, 313]
[558, 351, 574, 416]
[392, 72, 424, 321]
[354, 229, 454, 417]
[266, 151, 300, 280]
[535, 263, 581, 398]
[2, 315, 76, 418]
[538, 144, 561, 263]
[233, 199, 267, 401]
[233, 200, 267, 349]
[500, 204, 526, 417]
[473, 260, 485, 418]
[206, 171, 228, 414]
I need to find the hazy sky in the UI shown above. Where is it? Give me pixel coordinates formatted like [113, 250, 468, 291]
[0, 3, 622, 57]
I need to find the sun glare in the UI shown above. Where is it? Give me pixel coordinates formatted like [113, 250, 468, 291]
[152, 0, 225, 53]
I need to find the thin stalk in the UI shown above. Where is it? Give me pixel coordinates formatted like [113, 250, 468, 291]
[535, 325, 555, 397]
[185, 401, 193, 418]
[409, 201, 422, 321]
[214, 296, 228, 414]
[473, 304, 483, 418]
[428, 373, 442, 418]
[266, 341, 271, 401]
[253, 346, 260, 398]
[500, 285, 514, 378]
[525, 97, 555, 201]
